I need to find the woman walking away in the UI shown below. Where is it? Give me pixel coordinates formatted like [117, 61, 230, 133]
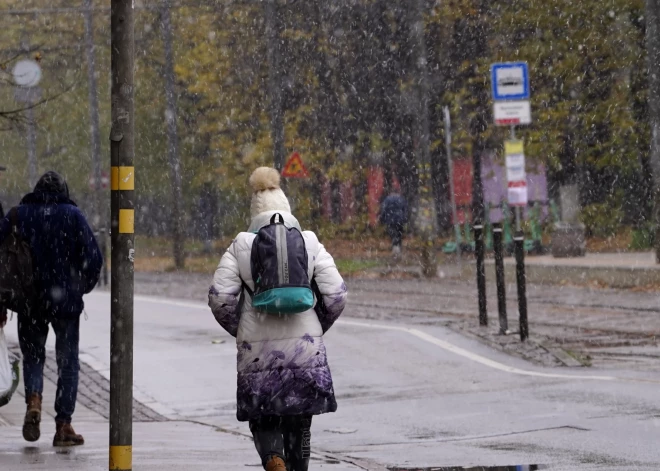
[209, 167, 347, 471]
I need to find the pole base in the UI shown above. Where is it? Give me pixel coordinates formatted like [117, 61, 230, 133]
[551, 222, 586, 258]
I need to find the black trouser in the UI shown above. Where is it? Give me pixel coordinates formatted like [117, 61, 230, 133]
[387, 223, 404, 248]
[18, 313, 80, 424]
[249, 415, 312, 471]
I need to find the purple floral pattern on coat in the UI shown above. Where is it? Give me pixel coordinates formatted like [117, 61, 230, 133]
[235, 334, 337, 421]
[208, 285, 242, 337]
[208, 228, 348, 422]
[315, 282, 348, 333]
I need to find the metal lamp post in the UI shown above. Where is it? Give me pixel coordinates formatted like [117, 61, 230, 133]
[12, 59, 42, 189]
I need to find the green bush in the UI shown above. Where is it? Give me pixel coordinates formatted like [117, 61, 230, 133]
[581, 198, 624, 238]
[630, 225, 656, 250]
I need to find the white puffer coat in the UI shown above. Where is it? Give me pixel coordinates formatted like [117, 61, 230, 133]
[209, 210, 347, 421]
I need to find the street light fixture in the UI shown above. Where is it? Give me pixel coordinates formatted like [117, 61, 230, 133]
[12, 59, 42, 88]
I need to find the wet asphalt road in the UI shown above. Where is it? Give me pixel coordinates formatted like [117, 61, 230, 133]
[6, 290, 656, 470]
[130, 270, 660, 371]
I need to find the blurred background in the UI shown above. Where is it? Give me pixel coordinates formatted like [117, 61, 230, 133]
[0, 0, 654, 271]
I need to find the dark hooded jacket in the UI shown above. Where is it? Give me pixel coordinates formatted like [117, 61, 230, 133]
[0, 172, 103, 318]
[379, 193, 408, 226]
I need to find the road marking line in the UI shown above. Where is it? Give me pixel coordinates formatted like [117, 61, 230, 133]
[89, 292, 660, 384]
[338, 319, 660, 384]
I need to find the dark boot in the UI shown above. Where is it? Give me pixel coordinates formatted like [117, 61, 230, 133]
[22, 393, 41, 442]
[53, 422, 85, 447]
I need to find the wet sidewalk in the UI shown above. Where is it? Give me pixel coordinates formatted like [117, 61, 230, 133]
[516, 251, 658, 268]
[0, 364, 235, 471]
[0, 420, 257, 471]
[377, 250, 660, 288]
[494, 251, 660, 288]
[0, 411, 364, 471]
[0, 361, 364, 471]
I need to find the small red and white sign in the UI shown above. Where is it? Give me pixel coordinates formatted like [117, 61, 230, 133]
[89, 171, 110, 190]
[494, 101, 531, 126]
[508, 181, 528, 207]
[505, 140, 527, 207]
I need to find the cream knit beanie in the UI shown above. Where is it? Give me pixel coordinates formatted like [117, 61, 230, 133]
[249, 167, 291, 218]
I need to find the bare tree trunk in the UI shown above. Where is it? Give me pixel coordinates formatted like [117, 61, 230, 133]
[84, 0, 103, 230]
[410, 0, 436, 277]
[646, 0, 660, 262]
[430, 101, 452, 232]
[265, 0, 286, 176]
[26, 106, 38, 189]
[161, 0, 185, 269]
[314, 2, 345, 158]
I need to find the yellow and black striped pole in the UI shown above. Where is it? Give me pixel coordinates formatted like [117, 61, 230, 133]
[109, 1, 134, 470]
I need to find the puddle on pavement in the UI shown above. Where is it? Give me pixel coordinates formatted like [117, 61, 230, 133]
[390, 466, 546, 471]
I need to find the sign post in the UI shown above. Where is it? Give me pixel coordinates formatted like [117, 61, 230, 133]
[506, 132, 529, 342]
[493, 222, 508, 334]
[444, 106, 461, 260]
[505, 139, 527, 209]
[491, 61, 531, 342]
[110, 1, 135, 470]
[280, 152, 308, 215]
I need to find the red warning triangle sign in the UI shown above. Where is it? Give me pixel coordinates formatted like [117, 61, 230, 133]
[281, 152, 309, 178]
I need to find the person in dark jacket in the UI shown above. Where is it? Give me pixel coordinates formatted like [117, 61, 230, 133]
[0, 169, 4, 328]
[379, 191, 408, 258]
[0, 199, 4, 329]
[0, 171, 102, 447]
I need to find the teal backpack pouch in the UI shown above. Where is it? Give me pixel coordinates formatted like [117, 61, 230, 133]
[252, 287, 314, 315]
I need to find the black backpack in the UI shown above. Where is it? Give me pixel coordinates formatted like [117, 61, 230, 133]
[243, 213, 314, 315]
[0, 209, 34, 313]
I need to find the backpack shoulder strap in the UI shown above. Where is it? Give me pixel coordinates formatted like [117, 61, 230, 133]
[241, 280, 253, 298]
[270, 213, 285, 225]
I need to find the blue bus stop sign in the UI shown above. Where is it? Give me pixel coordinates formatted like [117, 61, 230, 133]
[491, 62, 530, 101]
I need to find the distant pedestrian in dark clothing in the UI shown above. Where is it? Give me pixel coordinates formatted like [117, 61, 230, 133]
[0, 171, 103, 447]
[379, 192, 408, 257]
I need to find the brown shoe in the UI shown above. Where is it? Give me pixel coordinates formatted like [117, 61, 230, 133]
[22, 393, 42, 442]
[53, 422, 85, 447]
[265, 456, 286, 471]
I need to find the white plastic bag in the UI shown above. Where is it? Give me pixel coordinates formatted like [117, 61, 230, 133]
[0, 328, 19, 408]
